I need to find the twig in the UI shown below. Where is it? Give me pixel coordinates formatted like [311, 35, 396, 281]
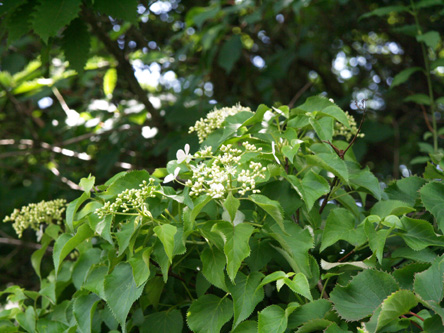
[0, 237, 51, 251]
[401, 315, 423, 330]
[288, 81, 313, 108]
[420, 104, 444, 139]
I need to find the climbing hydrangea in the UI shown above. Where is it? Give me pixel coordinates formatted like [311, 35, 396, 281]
[96, 179, 157, 218]
[3, 199, 66, 238]
[334, 111, 365, 141]
[184, 142, 266, 198]
[189, 104, 252, 143]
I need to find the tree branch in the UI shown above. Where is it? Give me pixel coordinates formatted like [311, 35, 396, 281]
[81, 8, 166, 132]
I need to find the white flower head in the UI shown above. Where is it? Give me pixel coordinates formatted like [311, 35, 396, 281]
[177, 144, 191, 164]
[164, 167, 181, 183]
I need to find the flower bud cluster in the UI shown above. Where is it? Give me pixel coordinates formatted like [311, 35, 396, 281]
[334, 111, 365, 141]
[189, 104, 252, 143]
[96, 179, 156, 218]
[3, 199, 66, 238]
[185, 143, 266, 198]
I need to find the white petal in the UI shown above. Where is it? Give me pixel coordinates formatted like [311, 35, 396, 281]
[173, 167, 181, 177]
[176, 149, 185, 163]
[184, 143, 190, 154]
[163, 174, 175, 183]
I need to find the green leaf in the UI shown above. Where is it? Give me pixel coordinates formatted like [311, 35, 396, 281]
[400, 216, 444, 251]
[390, 67, 423, 89]
[249, 194, 284, 230]
[294, 95, 335, 113]
[364, 220, 391, 264]
[285, 273, 313, 301]
[103, 68, 118, 97]
[321, 208, 366, 252]
[200, 246, 228, 291]
[183, 195, 212, 236]
[72, 248, 102, 289]
[62, 19, 90, 73]
[53, 223, 93, 275]
[228, 271, 264, 329]
[349, 165, 382, 200]
[330, 269, 399, 321]
[88, 214, 113, 245]
[232, 320, 258, 333]
[392, 247, 437, 263]
[393, 262, 431, 290]
[404, 93, 431, 105]
[359, 5, 408, 20]
[104, 263, 146, 331]
[288, 172, 330, 211]
[424, 315, 444, 332]
[258, 305, 288, 333]
[116, 220, 137, 256]
[93, 0, 138, 23]
[31, 235, 52, 279]
[212, 221, 254, 282]
[66, 192, 90, 231]
[377, 290, 418, 331]
[141, 309, 183, 333]
[154, 224, 177, 263]
[296, 319, 337, 333]
[287, 299, 332, 329]
[185, 5, 220, 29]
[431, 58, 444, 70]
[269, 220, 313, 277]
[129, 247, 152, 287]
[218, 35, 243, 73]
[414, 256, 444, 304]
[187, 294, 233, 333]
[16, 306, 36, 333]
[32, 0, 82, 43]
[223, 192, 240, 223]
[5, 2, 34, 44]
[420, 182, 444, 232]
[258, 271, 288, 289]
[101, 170, 151, 199]
[319, 105, 350, 128]
[370, 199, 415, 218]
[417, 31, 441, 50]
[152, 240, 171, 283]
[73, 293, 101, 333]
[416, 0, 444, 8]
[306, 153, 349, 183]
[79, 174, 95, 193]
[309, 117, 333, 141]
[385, 176, 427, 206]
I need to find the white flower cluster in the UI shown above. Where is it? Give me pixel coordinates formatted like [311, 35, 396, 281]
[334, 111, 365, 141]
[3, 199, 66, 238]
[189, 104, 252, 143]
[96, 179, 156, 218]
[185, 142, 266, 198]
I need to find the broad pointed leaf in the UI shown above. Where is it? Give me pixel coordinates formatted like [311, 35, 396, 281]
[212, 221, 254, 282]
[154, 224, 177, 263]
[321, 208, 366, 252]
[104, 263, 146, 332]
[200, 246, 228, 291]
[228, 271, 264, 329]
[187, 294, 233, 333]
[420, 182, 444, 232]
[73, 293, 101, 333]
[141, 309, 183, 333]
[377, 290, 418, 331]
[330, 270, 399, 321]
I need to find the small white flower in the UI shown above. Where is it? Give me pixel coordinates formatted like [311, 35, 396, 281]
[272, 142, 281, 165]
[164, 167, 180, 183]
[177, 144, 191, 163]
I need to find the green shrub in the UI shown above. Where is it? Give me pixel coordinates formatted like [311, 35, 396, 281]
[2, 97, 444, 332]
